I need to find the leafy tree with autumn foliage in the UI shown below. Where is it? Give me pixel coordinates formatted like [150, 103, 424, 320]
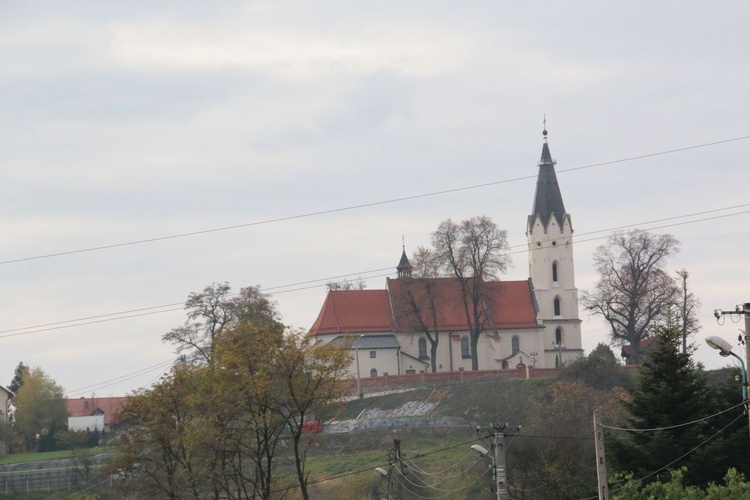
[612, 467, 750, 499]
[560, 343, 634, 392]
[111, 283, 349, 500]
[12, 366, 68, 452]
[510, 380, 629, 499]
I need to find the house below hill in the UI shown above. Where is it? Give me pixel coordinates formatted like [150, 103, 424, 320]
[66, 396, 129, 432]
[0, 385, 12, 455]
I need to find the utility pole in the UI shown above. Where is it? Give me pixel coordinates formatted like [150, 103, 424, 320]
[392, 439, 406, 499]
[593, 411, 609, 500]
[715, 302, 750, 446]
[494, 426, 507, 500]
[476, 423, 518, 499]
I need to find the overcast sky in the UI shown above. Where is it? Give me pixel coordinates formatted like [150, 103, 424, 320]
[1, 1, 749, 397]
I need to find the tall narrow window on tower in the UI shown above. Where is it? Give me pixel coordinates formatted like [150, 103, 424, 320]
[555, 327, 563, 345]
[512, 335, 520, 355]
[554, 297, 561, 316]
[552, 262, 558, 282]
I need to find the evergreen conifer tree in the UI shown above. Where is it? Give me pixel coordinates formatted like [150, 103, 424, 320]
[608, 325, 746, 486]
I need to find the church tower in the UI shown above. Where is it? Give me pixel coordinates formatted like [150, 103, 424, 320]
[526, 126, 583, 367]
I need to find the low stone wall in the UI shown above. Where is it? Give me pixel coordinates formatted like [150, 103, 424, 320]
[351, 365, 562, 395]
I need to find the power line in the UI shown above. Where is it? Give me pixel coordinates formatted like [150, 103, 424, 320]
[505, 203, 750, 253]
[64, 358, 178, 398]
[600, 400, 745, 433]
[582, 411, 746, 500]
[0, 202, 747, 340]
[1, 135, 747, 267]
[0, 268, 392, 339]
[394, 463, 490, 497]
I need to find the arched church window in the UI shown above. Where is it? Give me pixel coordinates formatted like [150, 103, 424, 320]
[555, 327, 563, 345]
[511, 335, 520, 355]
[418, 338, 428, 359]
[554, 297, 561, 316]
[370, 368, 378, 377]
[461, 337, 471, 359]
[552, 262, 558, 282]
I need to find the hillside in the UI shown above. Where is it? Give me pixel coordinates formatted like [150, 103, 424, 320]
[323, 377, 548, 433]
[304, 377, 569, 499]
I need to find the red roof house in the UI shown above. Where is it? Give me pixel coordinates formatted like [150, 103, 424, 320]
[66, 396, 129, 429]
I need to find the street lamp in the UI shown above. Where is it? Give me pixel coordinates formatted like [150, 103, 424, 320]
[472, 443, 506, 499]
[471, 445, 495, 494]
[706, 334, 750, 448]
[705, 335, 748, 400]
[374, 467, 393, 499]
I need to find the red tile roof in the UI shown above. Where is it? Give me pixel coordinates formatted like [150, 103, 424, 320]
[309, 278, 538, 336]
[309, 289, 394, 335]
[66, 396, 129, 426]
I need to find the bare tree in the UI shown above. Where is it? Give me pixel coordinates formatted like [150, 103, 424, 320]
[162, 283, 282, 364]
[430, 216, 511, 370]
[581, 230, 680, 364]
[392, 249, 444, 372]
[325, 277, 367, 291]
[675, 269, 701, 354]
[411, 246, 441, 278]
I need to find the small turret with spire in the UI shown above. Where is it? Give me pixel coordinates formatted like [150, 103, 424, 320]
[396, 238, 413, 278]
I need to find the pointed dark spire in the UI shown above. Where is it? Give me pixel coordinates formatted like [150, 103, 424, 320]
[396, 240, 413, 278]
[530, 124, 567, 230]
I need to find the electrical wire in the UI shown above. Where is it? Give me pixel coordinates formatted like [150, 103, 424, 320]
[511, 433, 593, 441]
[581, 411, 746, 500]
[393, 463, 490, 498]
[0, 268, 392, 339]
[400, 456, 486, 488]
[272, 437, 484, 494]
[0, 202, 747, 342]
[504, 203, 750, 254]
[1, 135, 747, 267]
[402, 446, 479, 480]
[271, 453, 389, 492]
[64, 358, 178, 398]
[600, 400, 746, 433]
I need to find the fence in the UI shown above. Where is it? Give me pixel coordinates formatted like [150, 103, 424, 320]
[351, 365, 563, 395]
[0, 464, 103, 496]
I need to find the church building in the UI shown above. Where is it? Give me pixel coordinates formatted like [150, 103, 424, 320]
[309, 129, 583, 377]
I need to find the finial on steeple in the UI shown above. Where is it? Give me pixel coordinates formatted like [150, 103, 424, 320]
[402, 234, 405, 252]
[543, 115, 548, 142]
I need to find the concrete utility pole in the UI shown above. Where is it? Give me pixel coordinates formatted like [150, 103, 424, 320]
[593, 411, 609, 500]
[714, 302, 750, 446]
[475, 423, 518, 499]
[354, 334, 364, 399]
[494, 426, 507, 500]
